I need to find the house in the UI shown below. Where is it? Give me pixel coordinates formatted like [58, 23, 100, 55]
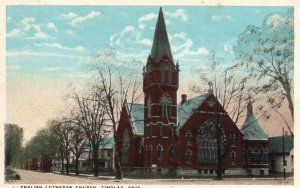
[269, 134, 294, 173]
[52, 137, 115, 174]
[116, 7, 270, 176]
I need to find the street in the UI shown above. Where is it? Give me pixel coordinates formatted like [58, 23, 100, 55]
[7, 169, 293, 185]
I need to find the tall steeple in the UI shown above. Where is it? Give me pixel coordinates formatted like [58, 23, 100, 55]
[150, 7, 173, 62]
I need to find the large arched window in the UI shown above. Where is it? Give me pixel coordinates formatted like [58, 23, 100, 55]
[147, 96, 151, 118]
[121, 129, 129, 163]
[157, 144, 163, 162]
[160, 93, 172, 118]
[197, 119, 227, 164]
[186, 149, 192, 164]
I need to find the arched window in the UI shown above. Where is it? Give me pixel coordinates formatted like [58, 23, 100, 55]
[147, 145, 152, 163]
[147, 96, 151, 118]
[160, 93, 172, 118]
[231, 151, 237, 164]
[157, 144, 163, 162]
[231, 131, 237, 147]
[139, 144, 144, 154]
[169, 145, 175, 161]
[197, 119, 226, 164]
[158, 123, 163, 137]
[161, 63, 172, 84]
[186, 131, 192, 145]
[169, 123, 174, 138]
[165, 64, 172, 84]
[186, 149, 192, 164]
[121, 129, 129, 163]
[254, 148, 258, 163]
[247, 148, 252, 164]
[260, 148, 264, 163]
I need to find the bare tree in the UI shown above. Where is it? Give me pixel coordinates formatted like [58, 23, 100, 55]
[190, 52, 250, 179]
[72, 87, 110, 177]
[60, 117, 87, 175]
[91, 48, 142, 179]
[191, 52, 249, 125]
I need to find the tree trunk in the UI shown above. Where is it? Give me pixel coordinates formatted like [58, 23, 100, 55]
[75, 156, 79, 175]
[286, 90, 294, 121]
[216, 124, 223, 180]
[114, 150, 122, 179]
[60, 147, 64, 174]
[92, 147, 99, 177]
[66, 151, 70, 174]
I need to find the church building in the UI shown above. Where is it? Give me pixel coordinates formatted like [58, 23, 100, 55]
[116, 8, 269, 176]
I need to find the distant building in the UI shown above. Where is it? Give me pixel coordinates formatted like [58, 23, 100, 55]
[52, 137, 115, 174]
[269, 135, 294, 173]
[116, 8, 270, 176]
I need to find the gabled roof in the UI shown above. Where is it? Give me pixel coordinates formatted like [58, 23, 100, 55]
[150, 7, 173, 62]
[83, 137, 115, 150]
[241, 100, 268, 140]
[126, 103, 144, 135]
[177, 93, 210, 128]
[269, 135, 293, 153]
[99, 137, 115, 149]
[125, 94, 211, 135]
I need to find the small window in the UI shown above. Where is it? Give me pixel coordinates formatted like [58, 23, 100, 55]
[158, 123, 163, 137]
[157, 144, 163, 162]
[169, 145, 175, 161]
[231, 151, 236, 164]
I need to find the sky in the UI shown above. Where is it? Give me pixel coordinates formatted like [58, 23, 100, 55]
[6, 6, 293, 143]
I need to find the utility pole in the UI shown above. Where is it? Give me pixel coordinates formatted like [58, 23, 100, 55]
[282, 127, 286, 179]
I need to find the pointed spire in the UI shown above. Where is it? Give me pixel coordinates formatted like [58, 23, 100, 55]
[151, 7, 173, 62]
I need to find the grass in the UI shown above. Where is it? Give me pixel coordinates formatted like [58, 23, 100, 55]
[5, 167, 21, 181]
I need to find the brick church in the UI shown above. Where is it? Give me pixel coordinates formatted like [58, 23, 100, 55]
[116, 8, 269, 176]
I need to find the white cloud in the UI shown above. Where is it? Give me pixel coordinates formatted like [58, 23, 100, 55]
[138, 13, 157, 29]
[110, 26, 152, 47]
[223, 44, 233, 54]
[223, 38, 237, 55]
[34, 42, 85, 51]
[266, 14, 293, 27]
[7, 65, 21, 70]
[174, 38, 209, 58]
[40, 67, 74, 72]
[22, 17, 38, 31]
[211, 15, 233, 22]
[7, 29, 21, 38]
[47, 23, 58, 32]
[123, 25, 135, 33]
[6, 50, 88, 60]
[173, 32, 187, 39]
[62, 12, 79, 20]
[29, 31, 49, 40]
[21, 17, 49, 40]
[62, 11, 101, 27]
[165, 9, 188, 21]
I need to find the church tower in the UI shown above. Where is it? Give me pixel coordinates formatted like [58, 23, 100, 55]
[143, 8, 179, 170]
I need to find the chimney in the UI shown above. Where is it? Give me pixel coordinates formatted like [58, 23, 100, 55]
[181, 94, 187, 104]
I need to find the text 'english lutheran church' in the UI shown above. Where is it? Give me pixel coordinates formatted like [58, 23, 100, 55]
[116, 8, 269, 176]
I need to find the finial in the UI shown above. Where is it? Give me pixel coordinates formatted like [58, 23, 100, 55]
[247, 95, 253, 115]
[208, 81, 213, 94]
